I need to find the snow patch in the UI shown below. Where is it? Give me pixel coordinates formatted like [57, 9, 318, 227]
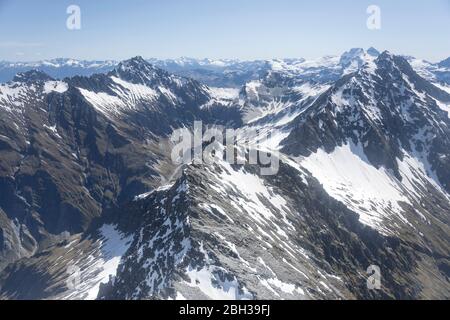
[63, 224, 132, 300]
[44, 81, 68, 94]
[300, 142, 409, 233]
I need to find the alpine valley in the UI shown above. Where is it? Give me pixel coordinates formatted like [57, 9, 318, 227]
[0, 48, 449, 300]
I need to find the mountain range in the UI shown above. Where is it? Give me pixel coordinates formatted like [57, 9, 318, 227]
[0, 48, 449, 299]
[2, 48, 450, 88]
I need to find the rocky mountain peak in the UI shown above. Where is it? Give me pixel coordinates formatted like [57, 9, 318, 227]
[373, 51, 450, 102]
[339, 48, 379, 73]
[438, 57, 450, 68]
[12, 69, 54, 83]
[367, 47, 380, 57]
[112, 56, 170, 86]
[376, 50, 399, 63]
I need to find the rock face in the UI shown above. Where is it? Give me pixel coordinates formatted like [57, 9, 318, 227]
[97, 158, 448, 300]
[0, 50, 449, 300]
[439, 57, 450, 69]
[0, 57, 239, 271]
[283, 52, 450, 192]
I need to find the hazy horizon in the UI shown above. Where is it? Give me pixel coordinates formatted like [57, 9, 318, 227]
[0, 48, 448, 65]
[0, 0, 449, 62]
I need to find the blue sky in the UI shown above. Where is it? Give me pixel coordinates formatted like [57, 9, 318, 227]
[0, 0, 449, 62]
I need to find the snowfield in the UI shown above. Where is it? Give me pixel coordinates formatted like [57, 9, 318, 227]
[61, 224, 132, 300]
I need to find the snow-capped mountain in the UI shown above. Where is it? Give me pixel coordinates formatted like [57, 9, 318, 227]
[147, 58, 272, 88]
[1, 49, 449, 89]
[0, 56, 241, 274]
[0, 58, 117, 83]
[0, 57, 269, 87]
[235, 48, 381, 126]
[282, 52, 450, 231]
[405, 56, 450, 85]
[439, 57, 450, 69]
[0, 49, 449, 300]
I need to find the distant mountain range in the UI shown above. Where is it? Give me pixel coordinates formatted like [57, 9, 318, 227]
[1, 48, 450, 88]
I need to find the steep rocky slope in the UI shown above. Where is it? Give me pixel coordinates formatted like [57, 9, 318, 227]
[0, 50, 449, 300]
